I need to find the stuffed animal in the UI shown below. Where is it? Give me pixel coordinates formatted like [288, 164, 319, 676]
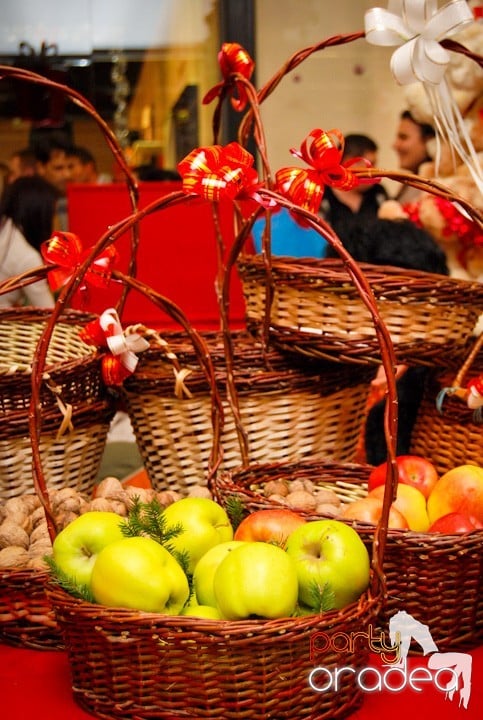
[380, 6, 483, 283]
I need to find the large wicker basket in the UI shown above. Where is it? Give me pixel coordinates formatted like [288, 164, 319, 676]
[0, 568, 61, 650]
[238, 255, 483, 367]
[0, 307, 116, 500]
[214, 457, 483, 652]
[410, 334, 483, 474]
[123, 330, 375, 493]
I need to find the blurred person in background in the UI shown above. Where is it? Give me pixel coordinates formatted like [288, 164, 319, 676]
[32, 134, 71, 230]
[67, 145, 112, 184]
[319, 133, 388, 244]
[392, 110, 435, 204]
[6, 148, 37, 184]
[0, 175, 58, 307]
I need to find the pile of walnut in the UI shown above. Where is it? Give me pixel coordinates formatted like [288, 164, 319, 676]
[259, 477, 343, 515]
[0, 477, 212, 571]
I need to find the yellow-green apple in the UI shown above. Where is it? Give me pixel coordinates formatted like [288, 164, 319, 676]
[285, 519, 370, 611]
[193, 540, 246, 607]
[162, 497, 233, 574]
[339, 497, 409, 530]
[234, 508, 306, 547]
[180, 604, 224, 619]
[368, 455, 439, 499]
[90, 535, 189, 613]
[428, 512, 483, 534]
[213, 541, 299, 620]
[427, 465, 483, 524]
[368, 484, 430, 532]
[52, 511, 125, 586]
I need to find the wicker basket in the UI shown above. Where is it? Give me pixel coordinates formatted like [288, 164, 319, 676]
[0, 307, 116, 500]
[123, 330, 375, 493]
[238, 256, 483, 367]
[46, 580, 381, 720]
[214, 457, 483, 651]
[410, 334, 483, 474]
[0, 568, 61, 650]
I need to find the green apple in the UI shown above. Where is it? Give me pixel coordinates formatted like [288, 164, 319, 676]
[52, 511, 125, 587]
[91, 536, 190, 614]
[162, 497, 234, 574]
[180, 604, 224, 620]
[193, 540, 247, 607]
[213, 541, 299, 620]
[285, 519, 370, 611]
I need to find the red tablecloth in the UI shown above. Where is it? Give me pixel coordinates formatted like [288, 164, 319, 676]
[1, 642, 481, 719]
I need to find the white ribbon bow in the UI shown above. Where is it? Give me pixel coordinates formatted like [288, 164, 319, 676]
[365, 0, 483, 193]
[99, 308, 150, 373]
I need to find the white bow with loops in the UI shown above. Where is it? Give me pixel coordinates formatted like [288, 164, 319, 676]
[99, 308, 150, 374]
[365, 0, 483, 193]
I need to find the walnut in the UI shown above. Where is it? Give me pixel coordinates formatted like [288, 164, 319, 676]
[187, 484, 212, 499]
[285, 490, 318, 512]
[94, 476, 127, 503]
[31, 506, 48, 529]
[315, 503, 341, 517]
[263, 480, 289, 498]
[124, 486, 152, 505]
[287, 479, 306, 494]
[29, 522, 50, 545]
[26, 555, 51, 570]
[0, 519, 30, 549]
[267, 493, 289, 505]
[51, 488, 88, 515]
[312, 488, 341, 507]
[86, 497, 114, 513]
[55, 511, 80, 530]
[28, 540, 53, 559]
[0, 546, 29, 568]
[156, 490, 182, 507]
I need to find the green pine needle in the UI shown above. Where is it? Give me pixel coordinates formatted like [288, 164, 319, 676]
[223, 494, 247, 531]
[121, 495, 184, 552]
[44, 555, 95, 603]
[308, 581, 337, 613]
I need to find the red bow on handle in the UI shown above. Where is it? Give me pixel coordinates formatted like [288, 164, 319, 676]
[275, 129, 376, 215]
[178, 142, 261, 202]
[203, 42, 255, 111]
[80, 308, 150, 386]
[41, 232, 118, 293]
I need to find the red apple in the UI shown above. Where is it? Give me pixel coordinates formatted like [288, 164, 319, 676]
[234, 508, 306, 547]
[368, 455, 439, 499]
[427, 464, 483, 525]
[428, 512, 483, 534]
[339, 496, 409, 530]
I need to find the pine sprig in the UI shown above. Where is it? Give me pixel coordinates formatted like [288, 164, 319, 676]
[44, 555, 95, 603]
[121, 496, 193, 593]
[223, 494, 247, 531]
[121, 496, 183, 552]
[309, 581, 337, 612]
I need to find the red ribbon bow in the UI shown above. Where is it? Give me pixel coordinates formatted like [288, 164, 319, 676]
[203, 42, 255, 111]
[177, 142, 259, 202]
[80, 308, 150, 386]
[275, 129, 375, 214]
[41, 232, 118, 293]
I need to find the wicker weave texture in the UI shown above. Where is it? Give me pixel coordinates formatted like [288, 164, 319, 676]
[124, 332, 374, 492]
[239, 257, 483, 366]
[215, 458, 483, 651]
[0, 308, 115, 499]
[0, 401, 115, 500]
[410, 376, 483, 475]
[48, 582, 379, 720]
[0, 569, 61, 649]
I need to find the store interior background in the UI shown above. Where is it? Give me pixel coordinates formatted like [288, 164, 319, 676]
[0, 0, 408, 193]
